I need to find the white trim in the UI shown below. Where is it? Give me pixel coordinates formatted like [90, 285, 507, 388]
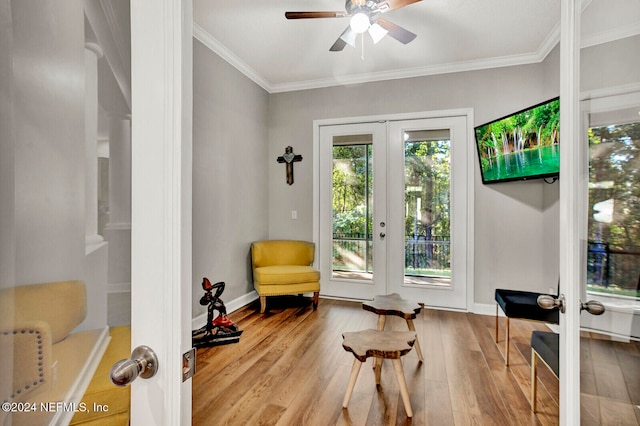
[193, 24, 271, 93]
[130, 0, 192, 424]
[313, 109, 474, 311]
[107, 282, 131, 294]
[51, 327, 110, 426]
[191, 291, 259, 330]
[581, 21, 640, 49]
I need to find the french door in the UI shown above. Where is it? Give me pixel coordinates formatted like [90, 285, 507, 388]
[317, 113, 472, 309]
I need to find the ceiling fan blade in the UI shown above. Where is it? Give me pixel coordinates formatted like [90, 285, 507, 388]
[285, 11, 347, 19]
[330, 27, 358, 51]
[375, 18, 417, 44]
[376, 0, 422, 13]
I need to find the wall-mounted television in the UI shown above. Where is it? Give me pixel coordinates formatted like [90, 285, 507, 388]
[474, 97, 560, 184]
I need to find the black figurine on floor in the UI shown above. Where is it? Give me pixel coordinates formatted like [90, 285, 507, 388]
[192, 277, 243, 348]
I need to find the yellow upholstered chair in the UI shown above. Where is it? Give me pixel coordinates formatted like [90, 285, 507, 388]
[251, 240, 320, 313]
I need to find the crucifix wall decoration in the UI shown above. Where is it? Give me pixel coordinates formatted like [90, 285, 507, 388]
[277, 146, 302, 185]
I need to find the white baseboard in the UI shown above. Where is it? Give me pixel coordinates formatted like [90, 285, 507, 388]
[473, 302, 498, 317]
[192, 290, 259, 330]
[107, 282, 131, 294]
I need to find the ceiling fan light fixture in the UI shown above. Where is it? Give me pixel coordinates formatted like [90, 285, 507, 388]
[349, 12, 370, 34]
[368, 23, 388, 44]
[339, 29, 357, 47]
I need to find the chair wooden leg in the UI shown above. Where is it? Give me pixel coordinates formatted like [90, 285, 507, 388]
[373, 357, 383, 384]
[312, 291, 319, 309]
[376, 314, 386, 330]
[391, 358, 413, 418]
[343, 359, 362, 408]
[531, 349, 538, 412]
[505, 316, 510, 366]
[259, 296, 267, 314]
[406, 319, 423, 362]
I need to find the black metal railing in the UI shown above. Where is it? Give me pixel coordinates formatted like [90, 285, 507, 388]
[587, 242, 640, 297]
[332, 233, 450, 274]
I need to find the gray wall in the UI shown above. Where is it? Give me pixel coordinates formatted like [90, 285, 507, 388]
[268, 56, 559, 306]
[191, 34, 640, 311]
[192, 39, 269, 316]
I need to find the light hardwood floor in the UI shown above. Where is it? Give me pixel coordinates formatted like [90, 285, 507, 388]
[193, 297, 640, 425]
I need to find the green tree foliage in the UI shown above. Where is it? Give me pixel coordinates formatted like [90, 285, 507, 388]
[588, 122, 640, 293]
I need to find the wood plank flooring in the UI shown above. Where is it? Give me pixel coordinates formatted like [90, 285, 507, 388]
[192, 297, 640, 425]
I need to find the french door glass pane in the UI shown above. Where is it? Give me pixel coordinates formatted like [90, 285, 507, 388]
[404, 130, 451, 286]
[332, 136, 373, 280]
[587, 120, 640, 300]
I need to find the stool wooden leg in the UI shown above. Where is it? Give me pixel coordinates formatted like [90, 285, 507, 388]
[374, 357, 382, 385]
[374, 315, 386, 370]
[260, 296, 267, 314]
[377, 314, 386, 330]
[343, 359, 363, 408]
[391, 358, 413, 418]
[406, 319, 423, 362]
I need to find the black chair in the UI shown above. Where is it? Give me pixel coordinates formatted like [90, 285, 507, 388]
[495, 289, 559, 365]
[530, 330, 559, 412]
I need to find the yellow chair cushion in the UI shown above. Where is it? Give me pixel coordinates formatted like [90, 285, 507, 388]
[70, 325, 130, 425]
[254, 265, 320, 285]
[251, 240, 315, 268]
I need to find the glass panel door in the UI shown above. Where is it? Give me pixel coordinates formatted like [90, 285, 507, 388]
[388, 117, 469, 309]
[319, 123, 387, 300]
[579, 96, 640, 424]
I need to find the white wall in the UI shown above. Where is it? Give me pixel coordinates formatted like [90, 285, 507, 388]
[1, 1, 86, 288]
[192, 40, 269, 316]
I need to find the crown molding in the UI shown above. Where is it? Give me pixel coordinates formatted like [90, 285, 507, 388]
[192, 7, 637, 94]
[193, 24, 271, 93]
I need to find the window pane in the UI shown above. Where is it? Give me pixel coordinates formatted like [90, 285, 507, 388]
[587, 121, 640, 299]
[404, 132, 451, 286]
[332, 141, 373, 280]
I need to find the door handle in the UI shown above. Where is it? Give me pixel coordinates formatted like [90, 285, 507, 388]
[380, 232, 386, 238]
[537, 294, 565, 313]
[538, 294, 606, 316]
[110, 345, 159, 386]
[580, 300, 605, 315]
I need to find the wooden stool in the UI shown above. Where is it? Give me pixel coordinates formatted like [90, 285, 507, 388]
[362, 293, 424, 362]
[341, 329, 417, 418]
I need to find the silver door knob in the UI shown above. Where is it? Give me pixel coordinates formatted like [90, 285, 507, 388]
[537, 294, 565, 313]
[110, 345, 159, 386]
[581, 300, 605, 315]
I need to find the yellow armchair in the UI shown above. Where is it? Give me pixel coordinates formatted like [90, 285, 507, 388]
[251, 240, 320, 313]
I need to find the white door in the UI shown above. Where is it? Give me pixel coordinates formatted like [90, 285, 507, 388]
[130, 1, 192, 424]
[318, 122, 388, 300]
[387, 117, 470, 310]
[317, 113, 473, 309]
[558, 1, 640, 424]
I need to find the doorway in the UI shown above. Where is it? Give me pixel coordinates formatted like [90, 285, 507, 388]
[315, 112, 474, 310]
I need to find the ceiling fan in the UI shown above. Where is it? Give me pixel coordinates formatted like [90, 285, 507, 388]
[285, 0, 422, 52]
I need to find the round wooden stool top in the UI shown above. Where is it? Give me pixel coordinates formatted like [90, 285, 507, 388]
[362, 293, 424, 320]
[341, 329, 416, 362]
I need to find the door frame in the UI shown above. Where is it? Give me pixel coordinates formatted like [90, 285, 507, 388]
[558, 0, 582, 423]
[130, 0, 192, 424]
[313, 109, 475, 309]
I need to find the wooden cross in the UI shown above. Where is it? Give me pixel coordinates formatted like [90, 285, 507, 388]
[277, 146, 302, 185]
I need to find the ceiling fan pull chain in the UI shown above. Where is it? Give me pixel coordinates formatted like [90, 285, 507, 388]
[361, 34, 365, 60]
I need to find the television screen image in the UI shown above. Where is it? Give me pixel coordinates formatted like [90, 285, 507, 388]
[474, 97, 560, 184]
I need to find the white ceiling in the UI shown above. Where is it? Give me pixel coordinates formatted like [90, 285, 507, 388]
[194, 0, 639, 93]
